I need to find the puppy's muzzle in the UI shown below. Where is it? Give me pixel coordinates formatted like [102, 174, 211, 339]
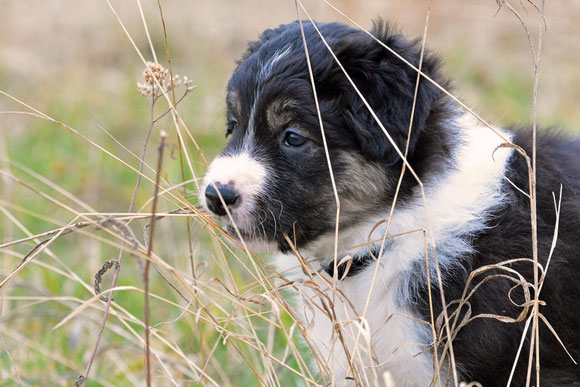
[204, 183, 239, 216]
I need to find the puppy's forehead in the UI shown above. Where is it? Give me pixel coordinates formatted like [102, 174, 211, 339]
[226, 36, 327, 136]
[257, 45, 293, 83]
[228, 43, 297, 110]
[228, 21, 358, 111]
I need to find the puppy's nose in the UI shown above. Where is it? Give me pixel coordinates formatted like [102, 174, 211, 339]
[204, 183, 239, 216]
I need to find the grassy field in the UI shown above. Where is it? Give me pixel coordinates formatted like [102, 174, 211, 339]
[1, 1, 579, 386]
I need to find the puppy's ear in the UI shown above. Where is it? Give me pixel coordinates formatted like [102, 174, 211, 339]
[336, 21, 442, 165]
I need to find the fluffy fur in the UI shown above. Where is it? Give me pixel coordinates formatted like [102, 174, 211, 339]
[200, 20, 580, 386]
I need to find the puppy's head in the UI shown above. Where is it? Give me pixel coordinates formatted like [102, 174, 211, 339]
[200, 20, 444, 252]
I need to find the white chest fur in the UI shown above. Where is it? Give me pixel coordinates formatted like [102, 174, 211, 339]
[288, 265, 436, 386]
[272, 116, 513, 386]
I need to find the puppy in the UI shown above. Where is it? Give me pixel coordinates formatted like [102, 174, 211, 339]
[200, 20, 580, 386]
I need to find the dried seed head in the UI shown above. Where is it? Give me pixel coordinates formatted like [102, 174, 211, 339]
[136, 61, 195, 97]
[137, 82, 154, 97]
[143, 61, 168, 86]
[167, 74, 181, 91]
[183, 75, 196, 92]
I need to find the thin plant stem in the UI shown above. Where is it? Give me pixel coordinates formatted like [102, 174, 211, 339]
[144, 131, 167, 386]
[82, 91, 158, 384]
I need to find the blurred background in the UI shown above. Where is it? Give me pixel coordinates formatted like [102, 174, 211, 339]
[1, 0, 579, 385]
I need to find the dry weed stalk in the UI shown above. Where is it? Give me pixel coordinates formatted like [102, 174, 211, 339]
[79, 60, 196, 385]
[144, 130, 167, 386]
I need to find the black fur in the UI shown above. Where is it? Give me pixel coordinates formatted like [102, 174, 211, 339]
[411, 131, 580, 385]
[213, 20, 580, 385]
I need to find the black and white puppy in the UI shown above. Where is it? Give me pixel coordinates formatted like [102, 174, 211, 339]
[200, 20, 580, 386]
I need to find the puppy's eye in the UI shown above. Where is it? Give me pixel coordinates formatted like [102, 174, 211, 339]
[283, 131, 308, 147]
[225, 119, 237, 138]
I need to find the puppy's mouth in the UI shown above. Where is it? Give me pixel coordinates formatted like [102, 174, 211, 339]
[212, 212, 269, 242]
[225, 223, 254, 240]
[223, 221, 282, 254]
[221, 213, 286, 248]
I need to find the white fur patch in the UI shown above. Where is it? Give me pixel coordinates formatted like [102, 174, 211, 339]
[273, 114, 514, 385]
[246, 93, 260, 140]
[200, 152, 267, 231]
[259, 45, 292, 81]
